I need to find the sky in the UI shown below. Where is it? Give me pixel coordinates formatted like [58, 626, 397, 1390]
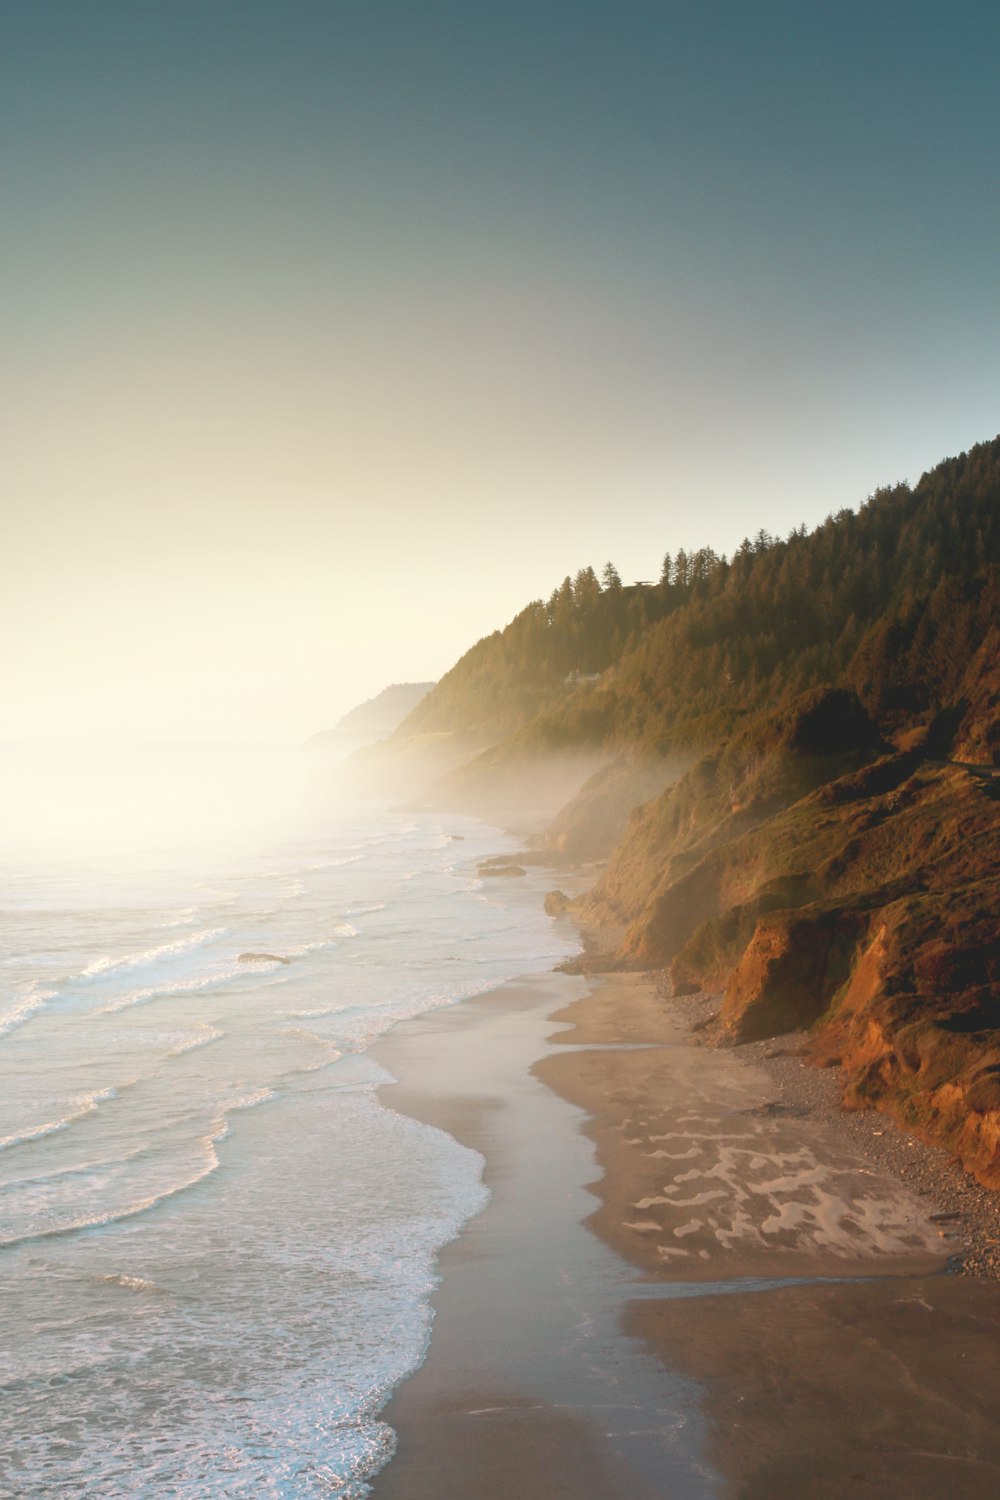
[3, 0, 999, 743]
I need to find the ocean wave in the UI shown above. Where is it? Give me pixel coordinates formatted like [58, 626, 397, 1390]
[282, 1026, 344, 1059]
[155, 907, 199, 930]
[0, 1092, 275, 1254]
[165, 1024, 224, 1057]
[0, 1131, 224, 1251]
[304, 851, 366, 870]
[283, 937, 338, 956]
[286, 1002, 357, 1020]
[0, 984, 57, 1039]
[82, 928, 225, 978]
[228, 1086, 277, 1112]
[1, 1144, 147, 1190]
[99, 960, 253, 1013]
[207, 1088, 278, 1145]
[0, 807, 573, 1498]
[0, 1086, 119, 1154]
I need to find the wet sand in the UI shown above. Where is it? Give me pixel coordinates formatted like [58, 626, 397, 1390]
[539, 976, 948, 1282]
[370, 967, 1000, 1498]
[370, 972, 716, 1499]
[627, 1277, 1000, 1500]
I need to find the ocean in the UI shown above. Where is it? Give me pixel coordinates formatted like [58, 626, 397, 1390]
[0, 744, 576, 1497]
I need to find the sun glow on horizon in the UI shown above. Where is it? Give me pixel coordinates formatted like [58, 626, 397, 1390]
[0, 739, 348, 858]
[4, 1, 999, 744]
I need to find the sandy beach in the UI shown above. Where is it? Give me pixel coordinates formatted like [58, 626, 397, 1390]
[370, 964, 1000, 1498]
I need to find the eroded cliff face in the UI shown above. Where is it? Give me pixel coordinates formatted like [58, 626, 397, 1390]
[338, 441, 1000, 1185]
[539, 751, 690, 862]
[570, 689, 1000, 1186]
[576, 689, 887, 955]
[805, 889, 1000, 1182]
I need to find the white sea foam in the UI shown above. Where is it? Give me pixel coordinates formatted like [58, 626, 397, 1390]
[99, 962, 250, 1013]
[282, 1028, 344, 1067]
[0, 1135, 223, 1250]
[0, 800, 577, 1497]
[305, 851, 366, 870]
[0, 1086, 119, 1153]
[82, 928, 225, 977]
[2, 1145, 147, 1191]
[165, 1024, 224, 1057]
[285, 937, 338, 955]
[287, 1002, 355, 1020]
[0, 984, 57, 1039]
[227, 1086, 277, 1113]
[0, 1092, 280, 1254]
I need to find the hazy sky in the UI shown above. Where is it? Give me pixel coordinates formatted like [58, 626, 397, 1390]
[4, 0, 999, 742]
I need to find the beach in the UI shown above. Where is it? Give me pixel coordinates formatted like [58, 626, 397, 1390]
[372, 961, 1000, 1498]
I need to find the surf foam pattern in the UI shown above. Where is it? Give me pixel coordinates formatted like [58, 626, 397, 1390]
[0, 805, 577, 1497]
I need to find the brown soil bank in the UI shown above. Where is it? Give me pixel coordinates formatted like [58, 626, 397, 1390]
[572, 689, 1000, 1187]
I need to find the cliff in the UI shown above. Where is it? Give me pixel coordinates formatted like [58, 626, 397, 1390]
[569, 672, 1000, 1182]
[341, 436, 1000, 1184]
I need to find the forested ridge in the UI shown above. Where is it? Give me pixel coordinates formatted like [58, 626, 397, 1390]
[386, 437, 998, 766]
[355, 434, 1000, 1188]
[396, 562, 664, 742]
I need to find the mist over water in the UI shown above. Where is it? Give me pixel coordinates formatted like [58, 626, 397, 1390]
[0, 740, 327, 856]
[0, 743, 576, 1496]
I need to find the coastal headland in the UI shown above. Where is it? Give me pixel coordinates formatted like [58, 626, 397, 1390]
[335, 439, 1000, 1193]
[336, 437, 1000, 1493]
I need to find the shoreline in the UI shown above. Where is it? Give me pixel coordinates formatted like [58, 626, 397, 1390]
[366, 899, 1000, 1497]
[368, 968, 717, 1499]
